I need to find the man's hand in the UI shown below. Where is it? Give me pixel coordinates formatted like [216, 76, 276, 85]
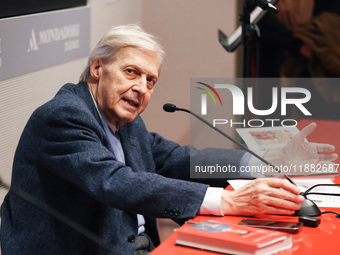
[265, 123, 338, 175]
[220, 178, 304, 216]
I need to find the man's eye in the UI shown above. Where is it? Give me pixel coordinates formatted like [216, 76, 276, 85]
[125, 68, 140, 77]
[147, 79, 156, 89]
[126, 69, 135, 74]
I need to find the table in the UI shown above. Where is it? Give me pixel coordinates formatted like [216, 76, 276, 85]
[151, 211, 340, 254]
[151, 119, 340, 254]
[151, 179, 340, 254]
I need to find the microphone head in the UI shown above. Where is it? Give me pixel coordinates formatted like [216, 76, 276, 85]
[163, 103, 177, 112]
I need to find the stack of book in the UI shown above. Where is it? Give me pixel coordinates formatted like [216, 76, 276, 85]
[175, 220, 292, 255]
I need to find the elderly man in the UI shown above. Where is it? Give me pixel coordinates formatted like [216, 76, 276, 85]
[1, 24, 337, 255]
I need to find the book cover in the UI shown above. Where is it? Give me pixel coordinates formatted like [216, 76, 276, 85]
[236, 126, 299, 152]
[175, 220, 292, 255]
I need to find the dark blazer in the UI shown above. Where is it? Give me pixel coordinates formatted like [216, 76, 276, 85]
[0, 82, 246, 255]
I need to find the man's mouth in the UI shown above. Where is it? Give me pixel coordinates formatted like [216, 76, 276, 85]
[122, 98, 139, 107]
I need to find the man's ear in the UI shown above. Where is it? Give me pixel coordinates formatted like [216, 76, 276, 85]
[90, 58, 103, 80]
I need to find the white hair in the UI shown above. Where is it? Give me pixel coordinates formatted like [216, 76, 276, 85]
[79, 24, 165, 82]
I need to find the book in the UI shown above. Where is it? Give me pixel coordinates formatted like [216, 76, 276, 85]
[175, 220, 292, 255]
[236, 126, 300, 152]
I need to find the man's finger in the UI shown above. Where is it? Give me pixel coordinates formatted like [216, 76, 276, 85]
[318, 154, 338, 162]
[265, 196, 302, 210]
[265, 178, 301, 195]
[314, 143, 336, 153]
[297, 122, 317, 141]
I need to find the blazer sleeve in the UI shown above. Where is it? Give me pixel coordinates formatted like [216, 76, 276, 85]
[147, 131, 248, 185]
[34, 97, 208, 221]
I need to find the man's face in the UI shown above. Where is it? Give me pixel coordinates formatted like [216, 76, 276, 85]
[89, 47, 160, 128]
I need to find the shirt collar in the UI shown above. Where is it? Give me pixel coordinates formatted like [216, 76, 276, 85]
[88, 88, 118, 134]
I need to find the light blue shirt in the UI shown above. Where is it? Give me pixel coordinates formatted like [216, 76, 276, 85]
[89, 92, 145, 234]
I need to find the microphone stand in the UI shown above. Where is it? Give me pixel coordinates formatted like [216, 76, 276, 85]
[163, 104, 294, 184]
[241, 0, 255, 79]
[163, 103, 322, 216]
[218, 0, 278, 120]
[219, 0, 278, 78]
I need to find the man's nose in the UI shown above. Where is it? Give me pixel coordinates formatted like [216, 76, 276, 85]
[134, 76, 148, 94]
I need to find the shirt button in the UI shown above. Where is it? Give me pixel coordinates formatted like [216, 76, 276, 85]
[128, 234, 136, 243]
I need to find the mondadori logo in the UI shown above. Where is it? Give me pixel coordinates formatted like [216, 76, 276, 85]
[27, 24, 81, 53]
[195, 81, 311, 128]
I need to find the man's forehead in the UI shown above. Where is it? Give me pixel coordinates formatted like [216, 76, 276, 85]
[116, 47, 159, 61]
[116, 47, 160, 75]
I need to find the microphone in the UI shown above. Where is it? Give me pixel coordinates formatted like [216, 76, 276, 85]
[163, 104, 287, 177]
[163, 103, 321, 216]
[163, 103, 177, 112]
[0, 177, 121, 254]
